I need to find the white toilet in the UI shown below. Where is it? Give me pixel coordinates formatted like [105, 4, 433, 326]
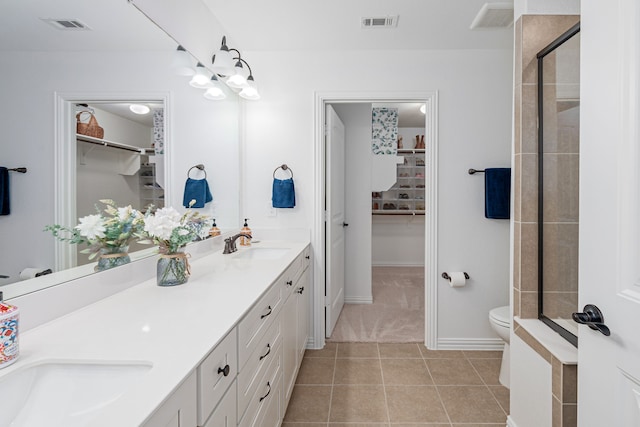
[489, 305, 511, 388]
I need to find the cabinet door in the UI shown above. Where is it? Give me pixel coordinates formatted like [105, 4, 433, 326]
[282, 292, 298, 404]
[203, 381, 237, 427]
[296, 268, 310, 359]
[142, 371, 197, 427]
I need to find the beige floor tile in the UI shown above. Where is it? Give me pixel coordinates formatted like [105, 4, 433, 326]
[420, 347, 465, 359]
[426, 359, 484, 385]
[283, 423, 327, 427]
[462, 350, 503, 359]
[337, 342, 380, 358]
[378, 343, 423, 358]
[451, 424, 504, 427]
[391, 424, 451, 427]
[296, 357, 336, 385]
[329, 385, 389, 422]
[488, 385, 510, 414]
[329, 424, 389, 427]
[468, 358, 502, 385]
[335, 358, 383, 384]
[306, 342, 338, 358]
[438, 386, 508, 424]
[385, 385, 449, 423]
[284, 385, 332, 422]
[381, 359, 433, 385]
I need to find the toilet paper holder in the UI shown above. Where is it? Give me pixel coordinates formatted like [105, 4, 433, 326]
[442, 272, 470, 281]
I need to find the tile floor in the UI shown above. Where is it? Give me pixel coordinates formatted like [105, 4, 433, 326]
[283, 342, 509, 427]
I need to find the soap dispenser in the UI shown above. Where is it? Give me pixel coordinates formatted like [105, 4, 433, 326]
[209, 218, 221, 237]
[0, 292, 19, 369]
[240, 218, 252, 246]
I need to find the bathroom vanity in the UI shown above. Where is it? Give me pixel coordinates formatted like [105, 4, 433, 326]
[0, 238, 311, 427]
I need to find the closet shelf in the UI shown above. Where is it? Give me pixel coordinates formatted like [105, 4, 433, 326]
[76, 134, 154, 155]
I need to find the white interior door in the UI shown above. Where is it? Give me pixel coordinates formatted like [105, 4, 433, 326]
[578, 0, 640, 425]
[325, 104, 346, 338]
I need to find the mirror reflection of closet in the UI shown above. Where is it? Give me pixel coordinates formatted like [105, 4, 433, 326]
[74, 101, 164, 266]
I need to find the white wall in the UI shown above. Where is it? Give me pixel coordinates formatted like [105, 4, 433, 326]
[372, 215, 425, 266]
[241, 48, 512, 343]
[0, 50, 239, 284]
[514, 0, 580, 19]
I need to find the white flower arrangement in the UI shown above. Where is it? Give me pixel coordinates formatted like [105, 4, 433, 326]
[141, 202, 212, 254]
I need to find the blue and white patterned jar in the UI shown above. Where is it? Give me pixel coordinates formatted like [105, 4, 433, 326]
[0, 302, 19, 369]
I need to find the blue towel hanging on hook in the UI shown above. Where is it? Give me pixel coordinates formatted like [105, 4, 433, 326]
[0, 167, 9, 215]
[272, 178, 296, 208]
[485, 168, 511, 219]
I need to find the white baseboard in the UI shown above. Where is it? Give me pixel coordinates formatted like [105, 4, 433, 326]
[506, 415, 518, 427]
[344, 296, 373, 304]
[372, 263, 425, 267]
[436, 337, 505, 351]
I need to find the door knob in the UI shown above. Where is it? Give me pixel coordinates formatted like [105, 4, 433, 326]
[572, 304, 611, 336]
[342, 222, 349, 227]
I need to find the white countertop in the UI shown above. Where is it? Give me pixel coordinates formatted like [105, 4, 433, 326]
[0, 239, 309, 427]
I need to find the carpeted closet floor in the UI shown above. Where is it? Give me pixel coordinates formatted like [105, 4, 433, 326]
[328, 266, 424, 343]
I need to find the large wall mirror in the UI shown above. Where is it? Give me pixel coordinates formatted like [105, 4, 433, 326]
[0, 0, 240, 298]
[537, 23, 580, 347]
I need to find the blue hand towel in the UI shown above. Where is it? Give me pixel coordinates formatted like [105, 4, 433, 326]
[183, 178, 213, 208]
[272, 178, 296, 208]
[485, 168, 511, 219]
[0, 167, 9, 216]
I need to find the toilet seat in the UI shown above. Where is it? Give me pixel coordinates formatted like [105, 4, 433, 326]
[489, 306, 510, 327]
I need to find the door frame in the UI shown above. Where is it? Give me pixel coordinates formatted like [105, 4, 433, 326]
[311, 90, 439, 349]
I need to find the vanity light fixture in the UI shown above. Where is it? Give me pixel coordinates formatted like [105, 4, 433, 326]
[171, 45, 195, 76]
[189, 63, 210, 88]
[129, 104, 150, 115]
[210, 36, 260, 100]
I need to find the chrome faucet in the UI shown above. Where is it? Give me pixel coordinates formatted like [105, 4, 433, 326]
[223, 233, 252, 254]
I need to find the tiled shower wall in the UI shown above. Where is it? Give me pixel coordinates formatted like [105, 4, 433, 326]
[513, 14, 580, 320]
[512, 15, 580, 427]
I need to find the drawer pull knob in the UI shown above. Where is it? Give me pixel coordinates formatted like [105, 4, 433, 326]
[260, 305, 273, 319]
[259, 343, 272, 361]
[297, 286, 305, 294]
[286, 280, 293, 286]
[305, 255, 310, 259]
[259, 381, 272, 402]
[217, 364, 230, 377]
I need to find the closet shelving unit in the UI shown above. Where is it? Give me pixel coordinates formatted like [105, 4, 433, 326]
[139, 158, 164, 210]
[372, 148, 426, 215]
[76, 134, 154, 154]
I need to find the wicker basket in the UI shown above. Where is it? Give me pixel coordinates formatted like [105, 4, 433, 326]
[76, 112, 104, 139]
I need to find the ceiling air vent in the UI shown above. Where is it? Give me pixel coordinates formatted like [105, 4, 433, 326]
[41, 18, 91, 31]
[469, 3, 514, 29]
[361, 15, 399, 29]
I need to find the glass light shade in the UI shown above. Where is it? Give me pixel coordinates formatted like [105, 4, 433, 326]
[129, 104, 150, 114]
[226, 63, 248, 89]
[171, 46, 195, 76]
[420, 104, 426, 114]
[211, 49, 235, 76]
[239, 77, 260, 100]
[189, 63, 210, 88]
[204, 86, 226, 100]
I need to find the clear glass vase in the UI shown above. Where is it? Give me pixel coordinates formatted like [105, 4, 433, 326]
[157, 249, 190, 287]
[96, 245, 130, 272]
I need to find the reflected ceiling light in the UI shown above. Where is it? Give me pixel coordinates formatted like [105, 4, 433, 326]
[129, 104, 150, 115]
[189, 62, 210, 88]
[203, 75, 226, 100]
[171, 45, 195, 76]
[420, 104, 426, 114]
[226, 60, 248, 89]
[210, 36, 235, 76]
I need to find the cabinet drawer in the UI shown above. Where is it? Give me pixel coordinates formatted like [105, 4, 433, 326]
[197, 328, 238, 425]
[238, 278, 284, 368]
[246, 372, 282, 427]
[238, 317, 282, 419]
[202, 380, 237, 427]
[238, 343, 282, 427]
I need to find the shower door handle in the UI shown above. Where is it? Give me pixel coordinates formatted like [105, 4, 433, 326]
[572, 304, 610, 336]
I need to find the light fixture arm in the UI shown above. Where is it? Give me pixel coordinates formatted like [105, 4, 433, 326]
[233, 57, 254, 77]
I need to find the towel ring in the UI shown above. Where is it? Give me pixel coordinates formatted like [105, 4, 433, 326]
[273, 164, 293, 179]
[188, 164, 207, 179]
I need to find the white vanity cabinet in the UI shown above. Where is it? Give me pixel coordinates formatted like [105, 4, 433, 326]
[143, 371, 198, 427]
[282, 247, 311, 407]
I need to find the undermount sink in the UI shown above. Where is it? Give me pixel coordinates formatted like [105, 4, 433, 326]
[234, 247, 290, 260]
[0, 361, 152, 427]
